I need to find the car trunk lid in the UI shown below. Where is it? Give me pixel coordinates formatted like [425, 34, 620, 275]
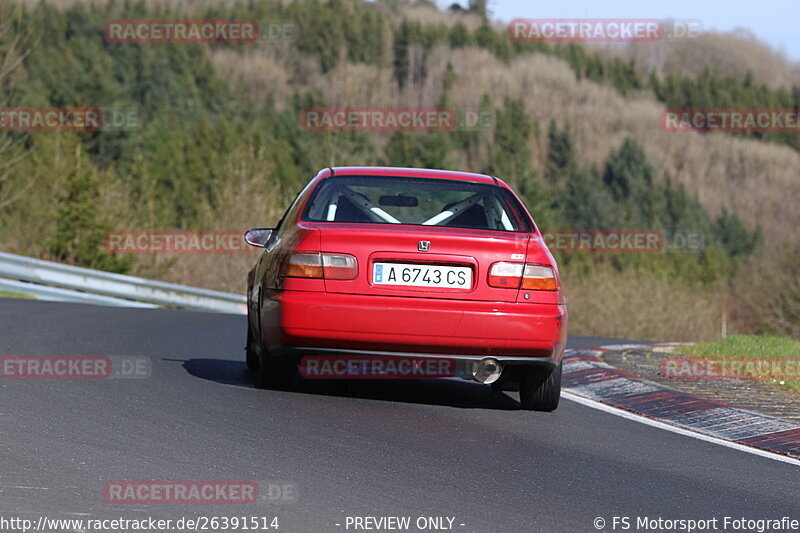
[316, 224, 530, 302]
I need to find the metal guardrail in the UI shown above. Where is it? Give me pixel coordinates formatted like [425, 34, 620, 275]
[0, 252, 246, 314]
[0, 277, 159, 308]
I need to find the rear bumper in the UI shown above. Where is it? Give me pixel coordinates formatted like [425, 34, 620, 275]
[272, 346, 561, 373]
[261, 290, 567, 366]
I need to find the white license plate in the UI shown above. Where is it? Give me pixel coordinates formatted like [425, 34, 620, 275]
[373, 263, 471, 289]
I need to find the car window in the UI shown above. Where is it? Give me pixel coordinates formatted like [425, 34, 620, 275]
[303, 176, 532, 232]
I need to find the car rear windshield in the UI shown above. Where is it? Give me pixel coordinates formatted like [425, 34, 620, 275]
[303, 175, 533, 232]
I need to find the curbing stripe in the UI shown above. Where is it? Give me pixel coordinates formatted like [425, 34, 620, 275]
[562, 391, 800, 467]
[740, 428, 800, 455]
[562, 344, 800, 460]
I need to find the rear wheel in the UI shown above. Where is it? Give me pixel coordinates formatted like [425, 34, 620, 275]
[519, 361, 561, 411]
[256, 354, 297, 390]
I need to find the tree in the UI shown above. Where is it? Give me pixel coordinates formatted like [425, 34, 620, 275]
[602, 138, 659, 226]
[714, 208, 760, 263]
[47, 144, 131, 273]
[0, 19, 31, 210]
[545, 120, 576, 187]
[383, 132, 452, 169]
[448, 22, 471, 48]
[393, 19, 411, 87]
[488, 98, 534, 183]
[468, 0, 489, 19]
[556, 166, 612, 230]
[487, 98, 551, 224]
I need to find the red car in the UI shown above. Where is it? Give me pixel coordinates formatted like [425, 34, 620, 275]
[244, 167, 567, 410]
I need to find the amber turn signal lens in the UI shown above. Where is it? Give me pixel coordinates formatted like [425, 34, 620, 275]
[284, 263, 324, 278]
[284, 252, 357, 280]
[520, 264, 558, 291]
[285, 253, 324, 278]
[520, 277, 558, 290]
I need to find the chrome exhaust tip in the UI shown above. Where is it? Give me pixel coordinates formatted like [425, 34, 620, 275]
[472, 358, 502, 384]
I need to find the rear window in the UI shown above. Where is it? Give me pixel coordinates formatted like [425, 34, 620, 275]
[303, 175, 533, 232]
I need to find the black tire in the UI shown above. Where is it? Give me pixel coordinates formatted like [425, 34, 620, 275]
[519, 361, 562, 411]
[245, 321, 259, 371]
[255, 354, 297, 391]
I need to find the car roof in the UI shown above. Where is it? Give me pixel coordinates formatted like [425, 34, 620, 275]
[319, 166, 504, 186]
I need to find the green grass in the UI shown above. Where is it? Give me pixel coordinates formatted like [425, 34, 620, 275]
[685, 335, 800, 359]
[0, 291, 35, 299]
[685, 335, 800, 392]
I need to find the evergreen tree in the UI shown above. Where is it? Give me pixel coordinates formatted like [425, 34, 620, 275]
[47, 144, 131, 273]
[602, 138, 659, 227]
[383, 132, 452, 169]
[468, 0, 489, 19]
[448, 22, 471, 48]
[545, 120, 576, 187]
[488, 98, 534, 184]
[714, 208, 761, 262]
[556, 166, 612, 229]
[488, 98, 551, 223]
[394, 19, 411, 87]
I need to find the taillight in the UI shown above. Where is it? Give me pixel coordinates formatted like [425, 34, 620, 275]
[487, 262, 524, 288]
[488, 262, 558, 291]
[520, 264, 558, 291]
[284, 253, 358, 280]
[322, 254, 358, 280]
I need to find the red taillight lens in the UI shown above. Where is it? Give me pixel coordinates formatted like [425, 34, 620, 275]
[284, 253, 357, 280]
[322, 253, 358, 280]
[488, 262, 524, 288]
[488, 262, 558, 291]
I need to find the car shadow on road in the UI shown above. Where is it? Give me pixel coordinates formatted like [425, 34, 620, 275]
[179, 357, 522, 410]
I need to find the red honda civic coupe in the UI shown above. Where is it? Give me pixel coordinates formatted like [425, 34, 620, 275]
[244, 167, 567, 410]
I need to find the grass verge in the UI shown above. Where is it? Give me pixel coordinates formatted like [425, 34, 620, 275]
[0, 290, 35, 299]
[684, 335, 800, 392]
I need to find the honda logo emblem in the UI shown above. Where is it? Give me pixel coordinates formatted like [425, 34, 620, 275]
[418, 241, 430, 252]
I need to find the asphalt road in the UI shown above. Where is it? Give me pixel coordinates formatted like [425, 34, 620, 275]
[1, 299, 798, 532]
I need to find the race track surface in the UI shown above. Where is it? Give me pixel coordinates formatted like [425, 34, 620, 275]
[1, 299, 798, 532]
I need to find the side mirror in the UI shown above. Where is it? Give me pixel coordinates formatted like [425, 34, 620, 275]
[244, 228, 273, 248]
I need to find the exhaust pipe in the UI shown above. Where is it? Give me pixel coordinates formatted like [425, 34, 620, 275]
[472, 358, 502, 384]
